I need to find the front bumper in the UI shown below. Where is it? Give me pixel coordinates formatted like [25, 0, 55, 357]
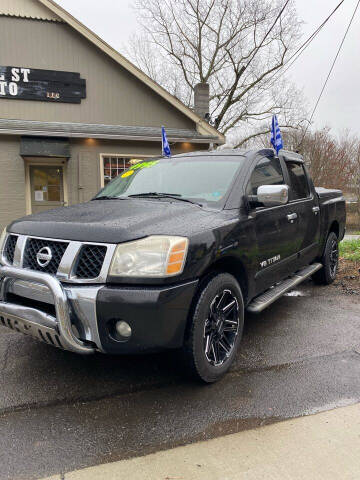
[0, 265, 97, 354]
[96, 280, 198, 354]
[0, 265, 198, 355]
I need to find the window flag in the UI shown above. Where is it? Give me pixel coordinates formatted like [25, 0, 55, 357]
[162, 126, 171, 157]
[270, 115, 283, 155]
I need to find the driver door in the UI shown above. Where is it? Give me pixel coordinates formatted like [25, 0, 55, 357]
[247, 156, 300, 294]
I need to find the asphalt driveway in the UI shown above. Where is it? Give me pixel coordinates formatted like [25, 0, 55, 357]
[0, 280, 359, 479]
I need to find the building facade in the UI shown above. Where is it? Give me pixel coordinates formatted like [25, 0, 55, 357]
[0, 0, 224, 231]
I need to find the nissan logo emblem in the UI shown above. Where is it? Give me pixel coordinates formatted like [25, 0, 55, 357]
[36, 246, 53, 268]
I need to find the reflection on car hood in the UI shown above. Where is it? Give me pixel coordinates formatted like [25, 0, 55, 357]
[8, 199, 218, 243]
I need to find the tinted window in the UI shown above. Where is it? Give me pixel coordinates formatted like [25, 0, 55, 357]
[246, 157, 284, 196]
[286, 161, 310, 200]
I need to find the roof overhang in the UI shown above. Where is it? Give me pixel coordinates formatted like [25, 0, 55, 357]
[0, 0, 62, 22]
[0, 119, 219, 144]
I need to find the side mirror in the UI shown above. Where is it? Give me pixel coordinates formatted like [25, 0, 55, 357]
[257, 185, 289, 207]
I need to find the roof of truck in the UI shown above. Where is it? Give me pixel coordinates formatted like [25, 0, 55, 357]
[280, 150, 304, 162]
[160, 148, 305, 161]
[173, 148, 302, 158]
[174, 149, 248, 158]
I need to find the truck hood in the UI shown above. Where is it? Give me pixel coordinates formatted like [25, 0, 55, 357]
[8, 199, 218, 244]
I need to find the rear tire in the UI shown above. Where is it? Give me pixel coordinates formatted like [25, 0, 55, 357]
[183, 273, 244, 383]
[312, 232, 339, 285]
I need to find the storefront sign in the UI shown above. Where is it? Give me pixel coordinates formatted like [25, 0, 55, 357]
[0, 66, 86, 103]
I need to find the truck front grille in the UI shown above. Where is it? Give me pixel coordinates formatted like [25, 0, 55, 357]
[4, 235, 18, 264]
[2, 234, 115, 283]
[75, 245, 107, 279]
[23, 238, 69, 275]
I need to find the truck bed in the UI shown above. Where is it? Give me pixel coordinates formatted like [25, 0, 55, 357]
[315, 187, 346, 243]
[315, 187, 343, 202]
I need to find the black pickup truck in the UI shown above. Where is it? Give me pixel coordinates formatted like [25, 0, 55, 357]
[0, 149, 346, 382]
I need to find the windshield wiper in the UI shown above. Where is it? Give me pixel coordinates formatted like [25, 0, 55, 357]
[128, 192, 202, 206]
[128, 192, 180, 197]
[92, 196, 127, 201]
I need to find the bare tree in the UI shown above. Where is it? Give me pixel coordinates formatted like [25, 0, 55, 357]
[129, 0, 307, 143]
[280, 127, 355, 191]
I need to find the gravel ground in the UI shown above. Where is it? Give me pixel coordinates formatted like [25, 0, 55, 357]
[333, 258, 360, 295]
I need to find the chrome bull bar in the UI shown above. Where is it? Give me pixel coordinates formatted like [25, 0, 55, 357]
[0, 265, 95, 354]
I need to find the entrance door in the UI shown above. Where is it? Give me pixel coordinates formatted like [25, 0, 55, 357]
[30, 165, 65, 214]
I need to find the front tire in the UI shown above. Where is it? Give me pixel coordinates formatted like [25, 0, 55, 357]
[312, 231, 339, 285]
[183, 273, 244, 383]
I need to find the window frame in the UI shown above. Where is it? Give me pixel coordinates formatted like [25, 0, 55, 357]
[284, 159, 312, 202]
[99, 153, 156, 189]
[245, 155, 287, 210]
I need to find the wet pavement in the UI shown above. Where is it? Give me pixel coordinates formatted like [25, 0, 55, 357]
[0, 281, 359, 480]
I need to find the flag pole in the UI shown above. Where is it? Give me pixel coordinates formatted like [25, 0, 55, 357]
[161, 127, 164, 157]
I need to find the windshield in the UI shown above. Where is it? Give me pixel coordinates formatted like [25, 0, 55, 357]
[95, 156, 244, 206]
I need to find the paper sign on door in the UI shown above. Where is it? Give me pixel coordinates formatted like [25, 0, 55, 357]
[35, 191, 44, 201]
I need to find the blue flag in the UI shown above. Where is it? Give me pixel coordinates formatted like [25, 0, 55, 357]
[162, 126, 171, 157]
[270, 115, 283, 155]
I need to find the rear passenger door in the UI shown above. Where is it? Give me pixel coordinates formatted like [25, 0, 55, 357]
[246, 155, 301, 294]
[282, 159, 320, 268]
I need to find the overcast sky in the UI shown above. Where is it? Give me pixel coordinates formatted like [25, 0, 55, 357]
[56, 0, 360, 137]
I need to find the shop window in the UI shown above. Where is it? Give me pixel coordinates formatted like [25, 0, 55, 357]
[102, 156, 145, 186]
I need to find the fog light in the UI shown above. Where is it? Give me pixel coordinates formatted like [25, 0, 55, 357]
[115, 321, 132, 338]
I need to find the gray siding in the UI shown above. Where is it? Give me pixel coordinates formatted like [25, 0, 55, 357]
[0, 14, 210, 231]
[0, 136, 208, 230]
[0, 17, 195, 130]
[0, 136, 26, 231]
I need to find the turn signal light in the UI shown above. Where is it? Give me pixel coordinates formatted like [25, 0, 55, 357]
[166, 240, 188, 275]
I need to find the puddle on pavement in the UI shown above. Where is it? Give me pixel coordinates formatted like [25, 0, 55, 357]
[284, 290, 311, 297]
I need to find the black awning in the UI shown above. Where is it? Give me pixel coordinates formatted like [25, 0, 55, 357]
[20, 136, 70, 158]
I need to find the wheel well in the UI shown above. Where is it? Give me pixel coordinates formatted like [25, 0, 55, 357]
[329, 220, 339, 238]
[183, 256, 249, 343]
[200, 257, 248, 303]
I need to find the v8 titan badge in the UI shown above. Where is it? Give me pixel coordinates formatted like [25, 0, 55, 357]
[260, 255, 281, 269]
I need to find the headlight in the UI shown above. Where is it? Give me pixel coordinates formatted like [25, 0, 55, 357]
[109, 235, 189, 277]
[0, 228, 7, 258]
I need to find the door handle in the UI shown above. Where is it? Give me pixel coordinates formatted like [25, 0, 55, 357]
[287, 213, 298, 223]
[312, 206, 320, 215]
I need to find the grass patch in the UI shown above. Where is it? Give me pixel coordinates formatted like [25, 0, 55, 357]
[339, 239, 360, 261]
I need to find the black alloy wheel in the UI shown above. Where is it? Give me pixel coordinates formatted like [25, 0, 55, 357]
[312, 231, 339, 285]
[203, 289, 240, 367]
[183, 273, 244, 383]
[329, 237, 339, 279]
